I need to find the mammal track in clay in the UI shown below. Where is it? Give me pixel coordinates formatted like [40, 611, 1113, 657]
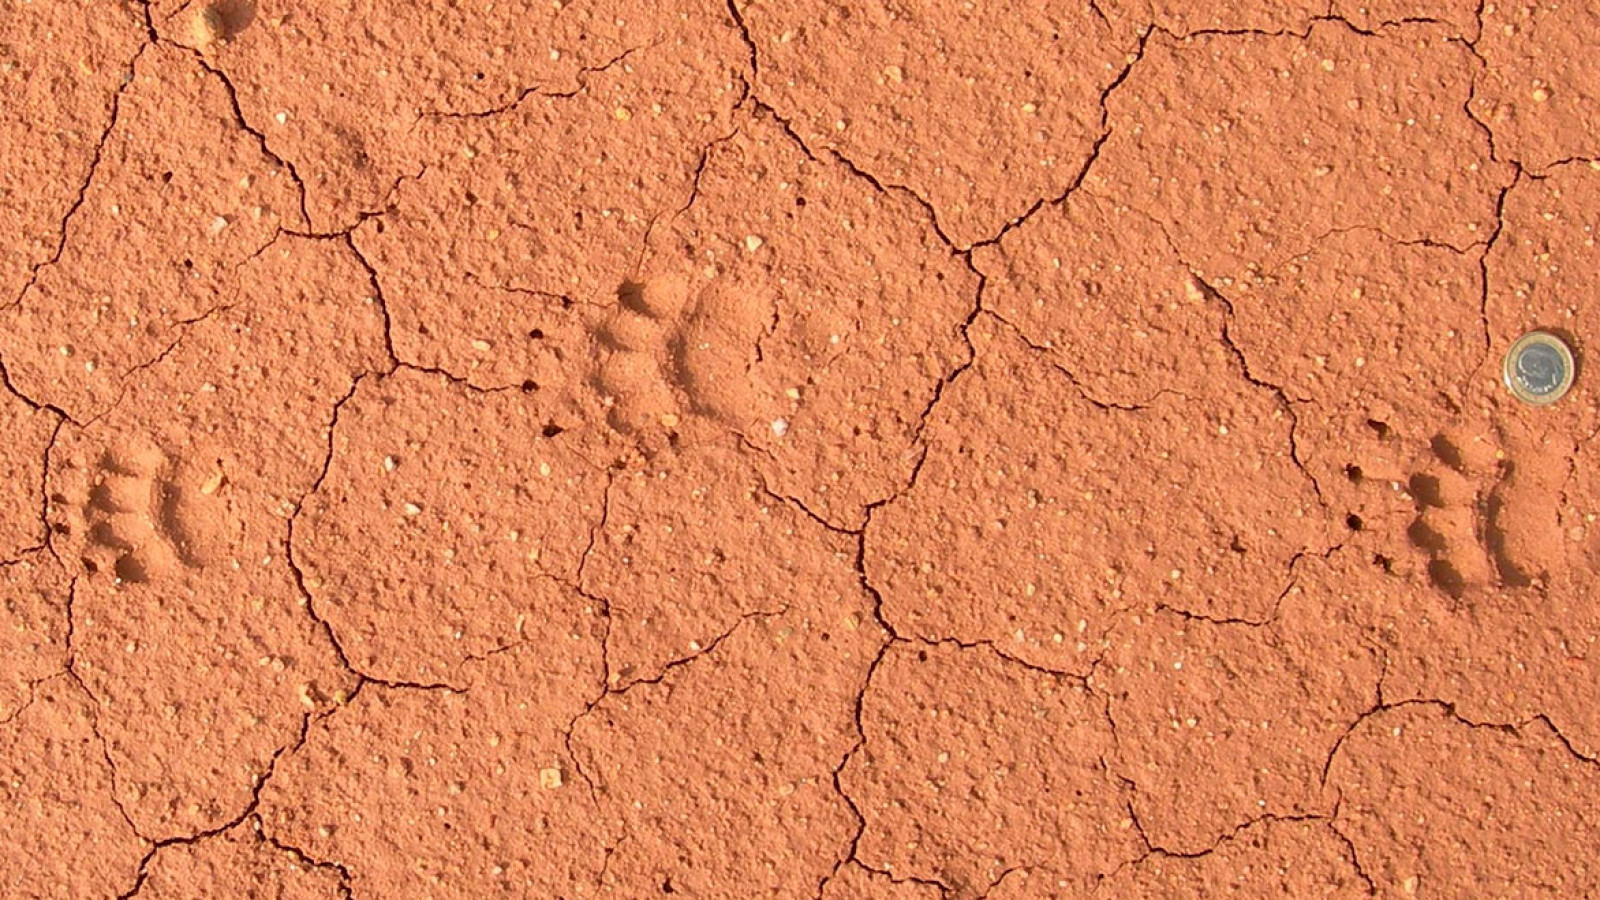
[3, 1, 1599, 896]
[593, 273, 772, 433]
[76, 441, 209, 585]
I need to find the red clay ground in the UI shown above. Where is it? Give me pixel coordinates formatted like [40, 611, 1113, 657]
[2, 0, 1599, 897]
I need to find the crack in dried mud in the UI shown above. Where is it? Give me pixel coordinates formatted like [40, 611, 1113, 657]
[1158, 11, 1459, 41]
[985, 309, 1186, 412]
[1476, 167, 1522, 361]
[417, 42, 658, 121]
[813, 634, 902, 897]
[111, 703, 351, 899]
[1183, 270, 1333, 516]
[144, 0, 315, 230]
[7, 45, 150, 315]
[283, 378, 467, 694]
[65, 567, 303, 861]
[257, 824, 356, 899]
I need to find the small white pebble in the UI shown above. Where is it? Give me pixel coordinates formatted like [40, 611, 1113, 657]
[403, 502, 423, 516]
[770, 418, 789, 437]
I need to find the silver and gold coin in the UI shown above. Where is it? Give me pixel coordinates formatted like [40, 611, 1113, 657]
[1502, 330, 1576, 406]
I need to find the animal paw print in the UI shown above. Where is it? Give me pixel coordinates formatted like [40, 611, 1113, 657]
[592, 275, 772, 433]
[80, 442, 206, 585]
[1402, 431, 1515, 600]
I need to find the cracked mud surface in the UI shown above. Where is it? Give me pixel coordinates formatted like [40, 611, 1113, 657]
[3, 0, 1599, 896]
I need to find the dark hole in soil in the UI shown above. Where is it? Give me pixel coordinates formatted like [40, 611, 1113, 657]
[1345, 514, 1363, 531]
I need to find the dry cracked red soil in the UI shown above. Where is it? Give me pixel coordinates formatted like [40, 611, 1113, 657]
[3, 0, 1600, 897]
